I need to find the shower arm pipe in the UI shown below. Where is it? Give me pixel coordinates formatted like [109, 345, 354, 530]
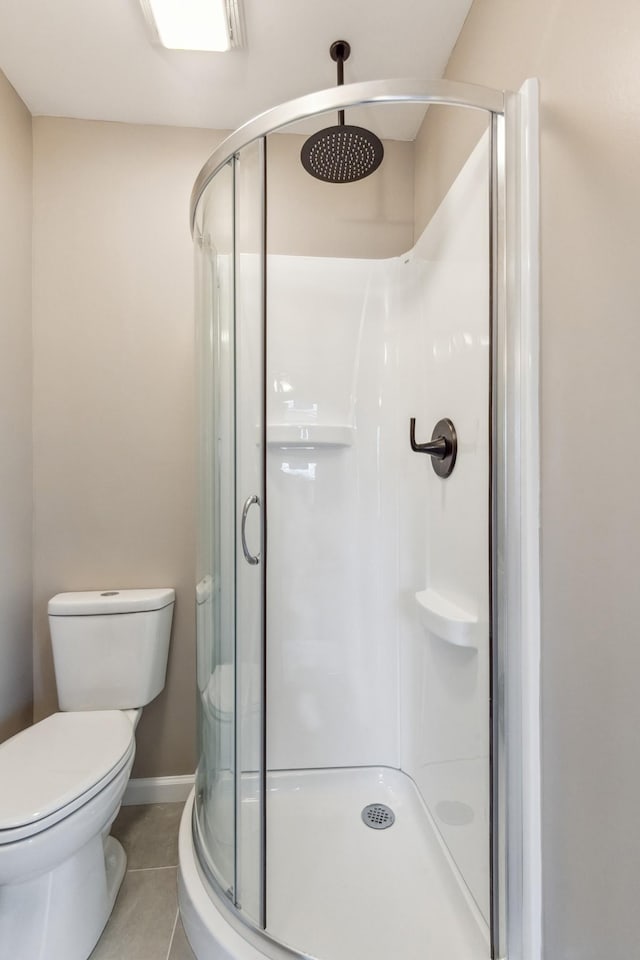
[190, 78, 505, 233]
[334, 41, 346, 127]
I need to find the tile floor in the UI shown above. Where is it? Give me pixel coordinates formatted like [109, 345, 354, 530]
[89, 802, 196, 960]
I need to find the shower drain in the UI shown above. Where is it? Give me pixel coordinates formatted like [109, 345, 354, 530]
[361, 803, 395, 830]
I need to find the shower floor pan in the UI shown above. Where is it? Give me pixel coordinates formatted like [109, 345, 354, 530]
[179, 766, 489, 960]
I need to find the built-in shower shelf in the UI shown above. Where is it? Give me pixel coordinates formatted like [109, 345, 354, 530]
[267, 425, 354, 448]
[415, 589, 479, 649]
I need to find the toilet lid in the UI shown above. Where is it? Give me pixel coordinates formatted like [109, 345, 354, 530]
[0, 711, 134, 832]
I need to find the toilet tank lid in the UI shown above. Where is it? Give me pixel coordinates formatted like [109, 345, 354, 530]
[48, 588, 175, 616]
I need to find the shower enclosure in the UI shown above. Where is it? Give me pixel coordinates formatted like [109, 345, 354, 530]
[180, 78, 539, 960]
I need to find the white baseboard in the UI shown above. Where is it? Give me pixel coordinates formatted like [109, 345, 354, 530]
[123, 774, 195, 806]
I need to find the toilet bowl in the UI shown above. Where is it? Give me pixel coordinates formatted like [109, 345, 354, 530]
[0, 712, 135, 960]
[0, 588, 174, 960]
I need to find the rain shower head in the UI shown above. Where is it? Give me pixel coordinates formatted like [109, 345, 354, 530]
[300, 41, 384, 184]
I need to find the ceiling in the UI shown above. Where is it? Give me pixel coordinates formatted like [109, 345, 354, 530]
[0, 0, 473, 140]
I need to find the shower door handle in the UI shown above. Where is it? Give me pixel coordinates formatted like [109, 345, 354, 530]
[241, 495, 261, 565]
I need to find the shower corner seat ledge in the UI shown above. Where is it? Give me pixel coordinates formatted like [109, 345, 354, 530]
[266, 424, 355, 447]
[415, 588, 479, 648]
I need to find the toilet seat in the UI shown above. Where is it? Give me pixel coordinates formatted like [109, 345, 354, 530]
[0, 711, 135, 844]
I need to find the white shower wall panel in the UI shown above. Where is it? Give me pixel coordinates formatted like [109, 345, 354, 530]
[266, 256, 402, 771]
[399, 133, 491, 921]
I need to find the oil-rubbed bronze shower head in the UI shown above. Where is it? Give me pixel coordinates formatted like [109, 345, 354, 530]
[300, 40, 384, 184]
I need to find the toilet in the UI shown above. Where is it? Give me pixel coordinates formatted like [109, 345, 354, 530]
[0, 587, 175, 960]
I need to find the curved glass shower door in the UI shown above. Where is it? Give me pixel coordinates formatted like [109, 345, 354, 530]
[191, 82, 507, 960]
[194, 141, 266, 927]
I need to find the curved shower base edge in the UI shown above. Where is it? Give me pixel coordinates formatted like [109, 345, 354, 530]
[178, 791, 299, 960]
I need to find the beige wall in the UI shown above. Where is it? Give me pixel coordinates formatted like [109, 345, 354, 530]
[32, 118, 226, 777]
[414, 1, 640, 955]
[414, 105, 487, 239]
[0, 71, 33, 742]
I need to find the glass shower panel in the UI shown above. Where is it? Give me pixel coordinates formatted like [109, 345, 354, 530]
[261, 109, 492, 958]
[188, 82, 515, 960]
[234, 139, 266, 927]
[194, 159, 237, 900]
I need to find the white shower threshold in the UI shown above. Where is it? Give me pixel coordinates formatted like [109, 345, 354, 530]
[179, 766, 490, 960]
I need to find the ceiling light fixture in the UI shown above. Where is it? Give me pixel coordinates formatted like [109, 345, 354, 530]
[140, 0, 244, 52]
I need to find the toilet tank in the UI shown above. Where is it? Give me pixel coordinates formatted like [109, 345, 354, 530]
[49, 588, 175, 711]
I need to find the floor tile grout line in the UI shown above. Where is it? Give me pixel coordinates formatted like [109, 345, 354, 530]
[127, 864, 178, 873]
[165, 908, 180, 960]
